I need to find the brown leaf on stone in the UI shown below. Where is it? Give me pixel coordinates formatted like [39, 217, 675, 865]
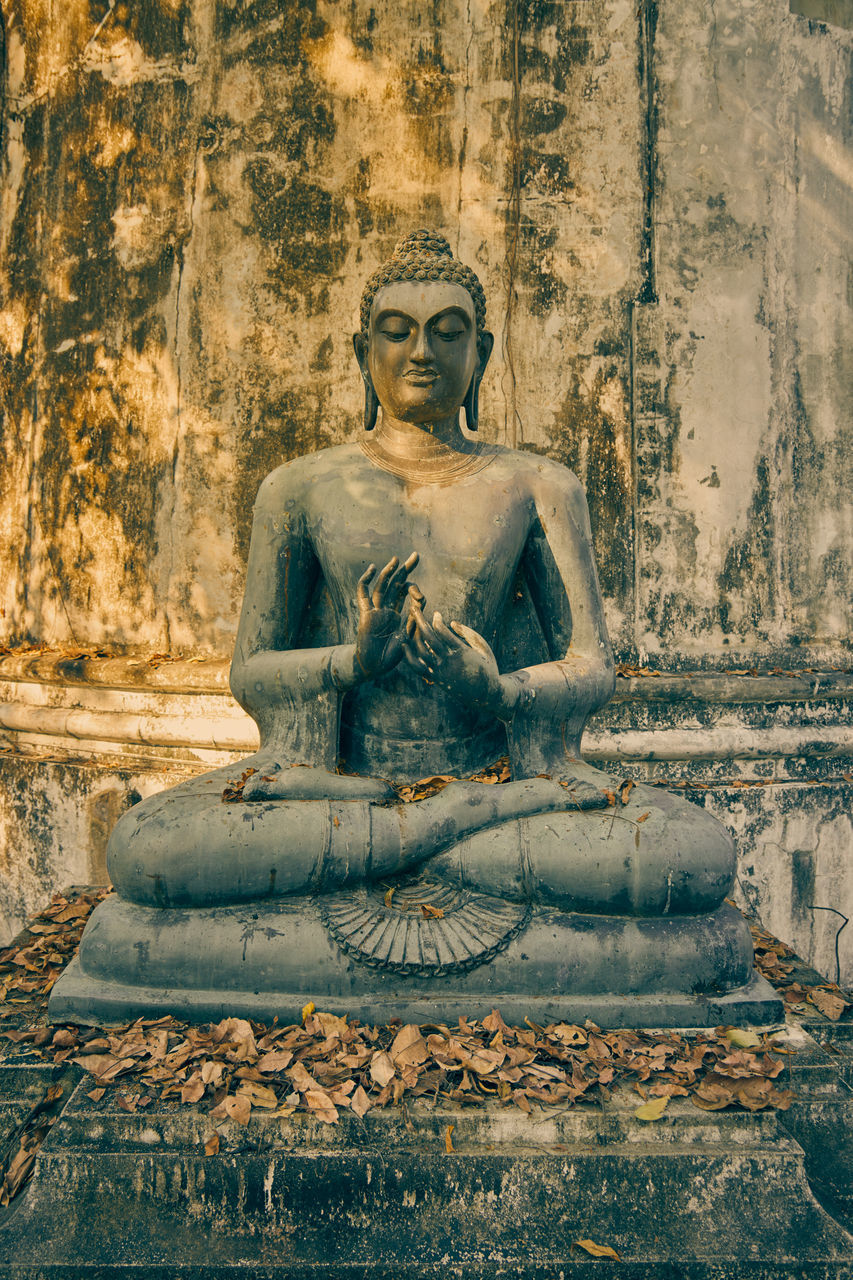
[482, 1009, 510, 1035]
[85, 1088, 106, 1102]
[200, 1060, 225, 1087]
[211, 1094, 251, 1126]
[257, 1049, 294, 1073]
[648, 1082, 689, 1098]
[350, 1085, 372, 1118]
[315, 1012, 349, 1039]
[211, 1017, 257, 1061]
[691, 1081, 735, 1111]
[50, 903, 93, 923]
[550, 1023, 587, 1047]
[369, 1050, 396, 1089]
[390, 1024, 430, 1068]
[419, 903, 445, 919]
[180, 1072, 205, 1104]
[236, 1080, 279, 1110]
[574, 1239, 621, 1260]
[807, 987, 850, 1021]
[288, 1061, 322, 1093]
[204, 1132, 220, 1155]
[305, 1091, 338, 1124]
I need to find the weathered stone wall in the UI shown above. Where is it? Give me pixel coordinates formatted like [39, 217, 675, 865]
[0, 0, 851, 977]
[2, 0, 848, 664]
[0, 0, 646, 654]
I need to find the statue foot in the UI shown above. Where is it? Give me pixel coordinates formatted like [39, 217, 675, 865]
[242, 765, 396, 804]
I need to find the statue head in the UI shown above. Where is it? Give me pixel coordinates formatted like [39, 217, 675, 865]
[353, 231, 494, 431]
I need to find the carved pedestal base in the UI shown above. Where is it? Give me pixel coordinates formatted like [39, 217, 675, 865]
[49, 889, 783, 1028]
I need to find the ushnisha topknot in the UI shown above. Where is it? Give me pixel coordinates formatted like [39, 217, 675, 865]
[359, 229, 487, 337]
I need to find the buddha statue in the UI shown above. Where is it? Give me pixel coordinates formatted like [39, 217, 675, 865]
[51, 232, 781, 1027]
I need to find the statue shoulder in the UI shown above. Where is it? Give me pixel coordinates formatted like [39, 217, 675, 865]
[494, 446, 587, 509]
[252, 444, 362, 512]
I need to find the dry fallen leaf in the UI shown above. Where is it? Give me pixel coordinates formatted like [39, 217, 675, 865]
[635, 1094, 670, 1121]
[723, 1027, 761, 1049]
[305, 1090, 339, 1124]
[391, 1024, 430, 1068]
[807, 988, 850, 1021]
[211, 1094, 251, 1126]
[369, 1050, 396, 1089]
[315, 1011, 348, 1038]
[301, 1002, 315, 1024]
[203, 1132, 220, 1155]
[444, 1123, 455, 1153]
[350, 1085, 371, 1118]
[237, 1080, 279, 1110]
[574, 1239, 621, 1260]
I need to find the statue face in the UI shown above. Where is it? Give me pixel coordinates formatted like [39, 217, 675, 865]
[363, 281, 480, 425]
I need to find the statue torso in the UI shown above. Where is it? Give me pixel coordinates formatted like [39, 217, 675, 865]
[284, 442, 550, 779]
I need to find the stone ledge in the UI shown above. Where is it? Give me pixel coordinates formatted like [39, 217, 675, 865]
[0, 1034, 851, 1278]
[1, 655, 851, 774]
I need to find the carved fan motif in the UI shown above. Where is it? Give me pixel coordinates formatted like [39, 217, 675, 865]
[319, 874, 530, 976]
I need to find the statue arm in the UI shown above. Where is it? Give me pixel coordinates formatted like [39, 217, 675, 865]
[228, 467, 358, 723]
[504, 465, 616, 776]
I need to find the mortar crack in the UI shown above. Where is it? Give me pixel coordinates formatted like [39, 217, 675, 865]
[501, 0, 523, 449]
[455, 0, 474, 244]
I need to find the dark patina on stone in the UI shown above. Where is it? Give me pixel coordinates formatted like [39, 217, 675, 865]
[50, 233, 782, 1028]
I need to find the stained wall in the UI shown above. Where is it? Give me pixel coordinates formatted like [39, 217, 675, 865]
[0, 0, 851, 976]
[3, 0, 848, 666]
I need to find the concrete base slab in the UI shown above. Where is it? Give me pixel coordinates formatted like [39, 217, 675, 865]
[0, 1075, 851, 1278]
[50, 954, 783, 1029]
[49, 895, 784, 1028]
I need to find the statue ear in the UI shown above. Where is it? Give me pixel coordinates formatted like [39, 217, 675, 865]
[353, 333, 379, 431]
[464, 331, 494, 432]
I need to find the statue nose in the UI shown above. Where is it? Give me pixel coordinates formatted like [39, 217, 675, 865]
[410, 329, 434, 362]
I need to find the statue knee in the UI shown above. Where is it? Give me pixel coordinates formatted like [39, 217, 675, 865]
[106, 789, 180, 907]
[637, 788, 736, 914]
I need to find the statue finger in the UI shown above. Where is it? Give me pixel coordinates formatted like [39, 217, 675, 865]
[451, 620, 492, 657]
[386, 560, 414, 609]
[432, 612, 464, 653]
[410, 619, 440, 663]
[371, 556, 400, 608]
[356, 564, 376, 612]
[402, 645, 430, 674]
[402, 582, 426, 619]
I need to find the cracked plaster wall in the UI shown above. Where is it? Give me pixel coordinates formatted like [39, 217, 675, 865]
[0, 1, 851, 975]
[1, 0, 848, 666]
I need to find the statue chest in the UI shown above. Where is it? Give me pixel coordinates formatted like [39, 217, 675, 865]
[303, 475, 531, 602]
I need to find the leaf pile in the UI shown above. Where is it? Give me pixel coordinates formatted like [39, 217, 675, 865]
[0, 1082, 66, 1207]
[0, 890, 111, 1004]
[4, 1008, 798, 1128]
[750, 921, 851, 1022]
[6, 890, 853, 1153]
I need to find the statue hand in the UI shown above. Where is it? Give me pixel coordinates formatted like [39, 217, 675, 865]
[404, 607, 519, 720]
[354, 554, 420, 680]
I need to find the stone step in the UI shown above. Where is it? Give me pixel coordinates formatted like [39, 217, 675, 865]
[1, 1080, 851, 1278]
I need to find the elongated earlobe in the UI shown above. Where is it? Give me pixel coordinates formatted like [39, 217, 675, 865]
[353, 332, 378, 431]
[363, 380, 379, 431]
[463, 374, 480, 431]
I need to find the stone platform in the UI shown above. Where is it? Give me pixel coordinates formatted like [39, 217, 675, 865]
[49, 894, 784, 1030]
[0, 1021, 851, 1278]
